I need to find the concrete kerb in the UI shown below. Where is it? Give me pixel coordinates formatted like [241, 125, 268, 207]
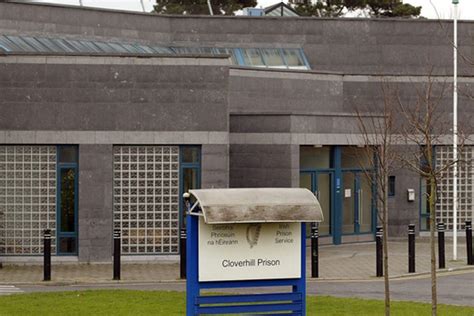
[1, 266, 473, 286]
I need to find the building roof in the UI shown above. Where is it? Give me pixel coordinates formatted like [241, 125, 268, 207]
[264, 2, 300, 17]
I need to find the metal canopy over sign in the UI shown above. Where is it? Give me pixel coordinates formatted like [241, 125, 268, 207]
[185, 188, 323, 316]
[189, 188, 324, 224]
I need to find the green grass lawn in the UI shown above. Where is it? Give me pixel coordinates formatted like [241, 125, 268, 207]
[0, 290, 472, 315]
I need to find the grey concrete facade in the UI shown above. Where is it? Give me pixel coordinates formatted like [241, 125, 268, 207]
[0, 53, 230, 262]
[78, 144, 113, 262]
[0, 2, 473, 260]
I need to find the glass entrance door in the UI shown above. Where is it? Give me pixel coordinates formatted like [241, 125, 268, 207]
[342, 171, 373, 235]
[300, 171, 332, 236]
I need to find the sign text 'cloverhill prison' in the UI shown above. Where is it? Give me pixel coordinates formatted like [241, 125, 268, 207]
[185, 188, 323, 315]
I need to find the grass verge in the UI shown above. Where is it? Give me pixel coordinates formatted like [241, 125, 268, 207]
[0, 290, 472, 315]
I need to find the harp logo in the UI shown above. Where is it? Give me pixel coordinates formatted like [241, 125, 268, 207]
[246, 224, 262, 248]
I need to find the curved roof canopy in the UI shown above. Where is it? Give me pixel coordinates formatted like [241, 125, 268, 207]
[189, 188, 323, 224]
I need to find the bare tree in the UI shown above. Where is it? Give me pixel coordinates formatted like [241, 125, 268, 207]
[396, 71, 467, 316]
[354, 81, 399, 316]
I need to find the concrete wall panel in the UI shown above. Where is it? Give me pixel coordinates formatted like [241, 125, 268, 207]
[230, 144, 293, 188]
[78, 144, 113, 262]
[0, 62, 229, 133]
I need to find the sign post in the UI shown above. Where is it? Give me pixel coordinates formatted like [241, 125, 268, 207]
[184, 188, 323, 316]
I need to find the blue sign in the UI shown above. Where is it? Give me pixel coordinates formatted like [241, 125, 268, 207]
[186, 213, 307, 315]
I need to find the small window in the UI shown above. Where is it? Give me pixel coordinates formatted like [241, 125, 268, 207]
[388, 176, 396, 197]
[181, 147, 200, 164]
[59, 146, 78, 163]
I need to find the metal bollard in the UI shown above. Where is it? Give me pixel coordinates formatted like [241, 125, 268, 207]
[408, 224, 416, 273]
[376, 226, 383, 277]
[310, 222, 319, 278]
[43, 229, 51, 281]
[466, 221, 473, 265]
[113, 229, 121, 280]
[180, 227, 187, 279]
[181, 192, 191, 280]
[437, 222, 446, 269]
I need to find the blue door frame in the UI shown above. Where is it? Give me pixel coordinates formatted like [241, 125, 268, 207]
[300, 146, 376, 245]
[341, 170, 376, 236]
[300, 170, 334, 238]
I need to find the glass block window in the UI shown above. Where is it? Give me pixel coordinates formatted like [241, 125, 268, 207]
[435, 146, 474, 231]
[0, 146, 57, 255]
[113, 146, 180, 255]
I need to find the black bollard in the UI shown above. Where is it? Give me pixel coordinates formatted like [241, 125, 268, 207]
[180, 227, 187, 279]
[43, 229, 51, 281]
[408, 224, 416, 273]
[181, 192, 191, 280]
[310, 223, 319, 278]
[437, 222, 446, 269]
[466, 221, 473, 265]
[376, 226, 383, 277]
[113, 229, 121, 280]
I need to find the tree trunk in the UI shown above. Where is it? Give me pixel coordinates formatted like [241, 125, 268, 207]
[429, 178, 437, 316]
[383, 198, 390, 316]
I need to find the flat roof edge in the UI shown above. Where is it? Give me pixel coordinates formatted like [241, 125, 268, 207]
[3, 2, 474, 24]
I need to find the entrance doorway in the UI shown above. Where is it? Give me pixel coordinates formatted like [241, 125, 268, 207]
[342, 171, 373, 235]
[300, 146, 376, 244]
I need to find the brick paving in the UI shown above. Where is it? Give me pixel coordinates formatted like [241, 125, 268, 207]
[0, 238, 471, 284]
[312, 238, 470, 280]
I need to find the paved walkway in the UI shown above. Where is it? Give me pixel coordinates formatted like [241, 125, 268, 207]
[315, 238, 471, 280]
[0, 238, 471, 284]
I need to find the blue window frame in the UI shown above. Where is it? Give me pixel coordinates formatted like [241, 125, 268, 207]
[56, 145, 79, 255]
[179, 146, 201, 252]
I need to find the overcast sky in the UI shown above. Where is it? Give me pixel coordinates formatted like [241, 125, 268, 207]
[31, 0, 474, 20]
